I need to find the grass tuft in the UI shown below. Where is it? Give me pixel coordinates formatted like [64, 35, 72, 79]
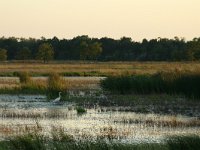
[17, 72, 31, 84]
[47, 73, 66, 99]
[76, 106, 87, 114]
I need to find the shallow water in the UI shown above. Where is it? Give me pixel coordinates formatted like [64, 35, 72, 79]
[0, 95, 199, 143]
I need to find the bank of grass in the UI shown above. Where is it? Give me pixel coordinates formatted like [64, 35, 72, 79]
[46, 72, 67, 99]
[0, 61, 200, 77]
[0, 72, 68, 98]
[0, 133, 199, 150]
[101, 71, 200, 98]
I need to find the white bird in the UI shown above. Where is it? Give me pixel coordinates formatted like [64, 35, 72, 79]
[52, 92, 62, 103]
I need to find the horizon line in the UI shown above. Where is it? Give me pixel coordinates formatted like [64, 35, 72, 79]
[0, 35, 198, 42]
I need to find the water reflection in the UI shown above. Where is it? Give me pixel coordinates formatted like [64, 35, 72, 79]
[0, 95, 200, 143]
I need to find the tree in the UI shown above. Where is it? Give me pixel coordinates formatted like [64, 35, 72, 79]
[16, 47, 31, 61]
[0, 36, 196, 61]
[79, 41, 102, 60]
[0, 48, 7, 61]
[80, 41, 89, 60]
[118, 37, 133, 60]
[89, 42, 102, 60]
[187, 38, 200, 60]
[36, 43, 54, 63]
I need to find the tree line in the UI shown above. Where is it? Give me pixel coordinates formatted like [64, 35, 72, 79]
[0, 36, 200, 62]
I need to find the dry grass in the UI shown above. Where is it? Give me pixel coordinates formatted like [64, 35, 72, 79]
[0, 61, 199, 90]
[0, 123, 42, 137]
[0, 77, 19, 89]
[0, 77, 101, 91]
[117, 117, 200, 128]
[112, 113, 200, 128]
[98, 126, 131, 140]
[0, 61, 200, 76]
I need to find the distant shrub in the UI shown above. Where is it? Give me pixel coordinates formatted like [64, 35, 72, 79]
[47, 73, 66, 99]
[76, 106, 87, 114]
[17, 72, 31, 84]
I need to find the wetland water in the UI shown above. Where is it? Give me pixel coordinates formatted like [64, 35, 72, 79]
[0, 94, 200, 143]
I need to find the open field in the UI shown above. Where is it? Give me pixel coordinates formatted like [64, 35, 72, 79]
[0, 61, 200, 76]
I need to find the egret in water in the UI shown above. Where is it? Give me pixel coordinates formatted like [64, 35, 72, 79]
[52, 92, 62, 103]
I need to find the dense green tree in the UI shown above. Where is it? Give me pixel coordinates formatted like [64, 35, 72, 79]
[79, 41, 102, 60]
[187, 38, 200, 60]
[0, 48, 7, 61]
[0, 37, 19, 60]
[99, 37, 118, 60]
[80, 41, 89, 60]
[16, 47, 31, 61]
[36, 43, 54, 63]
[0, 36, 199, 61]
[88, 42, 102, 60]
[116, 37, 133, 60]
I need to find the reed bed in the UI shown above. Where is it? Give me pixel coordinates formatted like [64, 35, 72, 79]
[101, 71, 200, 98]
[17, 72, 31, 84]
[0, 108, 76, 119]
[1, 107, 199, 139]
[114, 117, 200, 128]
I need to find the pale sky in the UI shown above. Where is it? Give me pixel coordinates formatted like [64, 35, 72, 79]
[0, 0, 200, 41]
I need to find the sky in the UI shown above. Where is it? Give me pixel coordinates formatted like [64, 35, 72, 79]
[0, 0, 200, 41]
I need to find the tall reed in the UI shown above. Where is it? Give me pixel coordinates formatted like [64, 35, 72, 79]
[101, 71, 200, 98]
[47, 72, 66, 99]
[17, 72, 31, 84]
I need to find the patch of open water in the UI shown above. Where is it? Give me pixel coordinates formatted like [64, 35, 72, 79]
[0, 94, 199, 143]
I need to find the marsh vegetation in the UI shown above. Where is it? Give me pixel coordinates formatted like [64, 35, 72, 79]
[1, 134, 200, 150]
[0, 61, 200, 77]
[101, 71, 200, 98]
[0, 62, 200, 149]
[0, 93, 200, 149]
